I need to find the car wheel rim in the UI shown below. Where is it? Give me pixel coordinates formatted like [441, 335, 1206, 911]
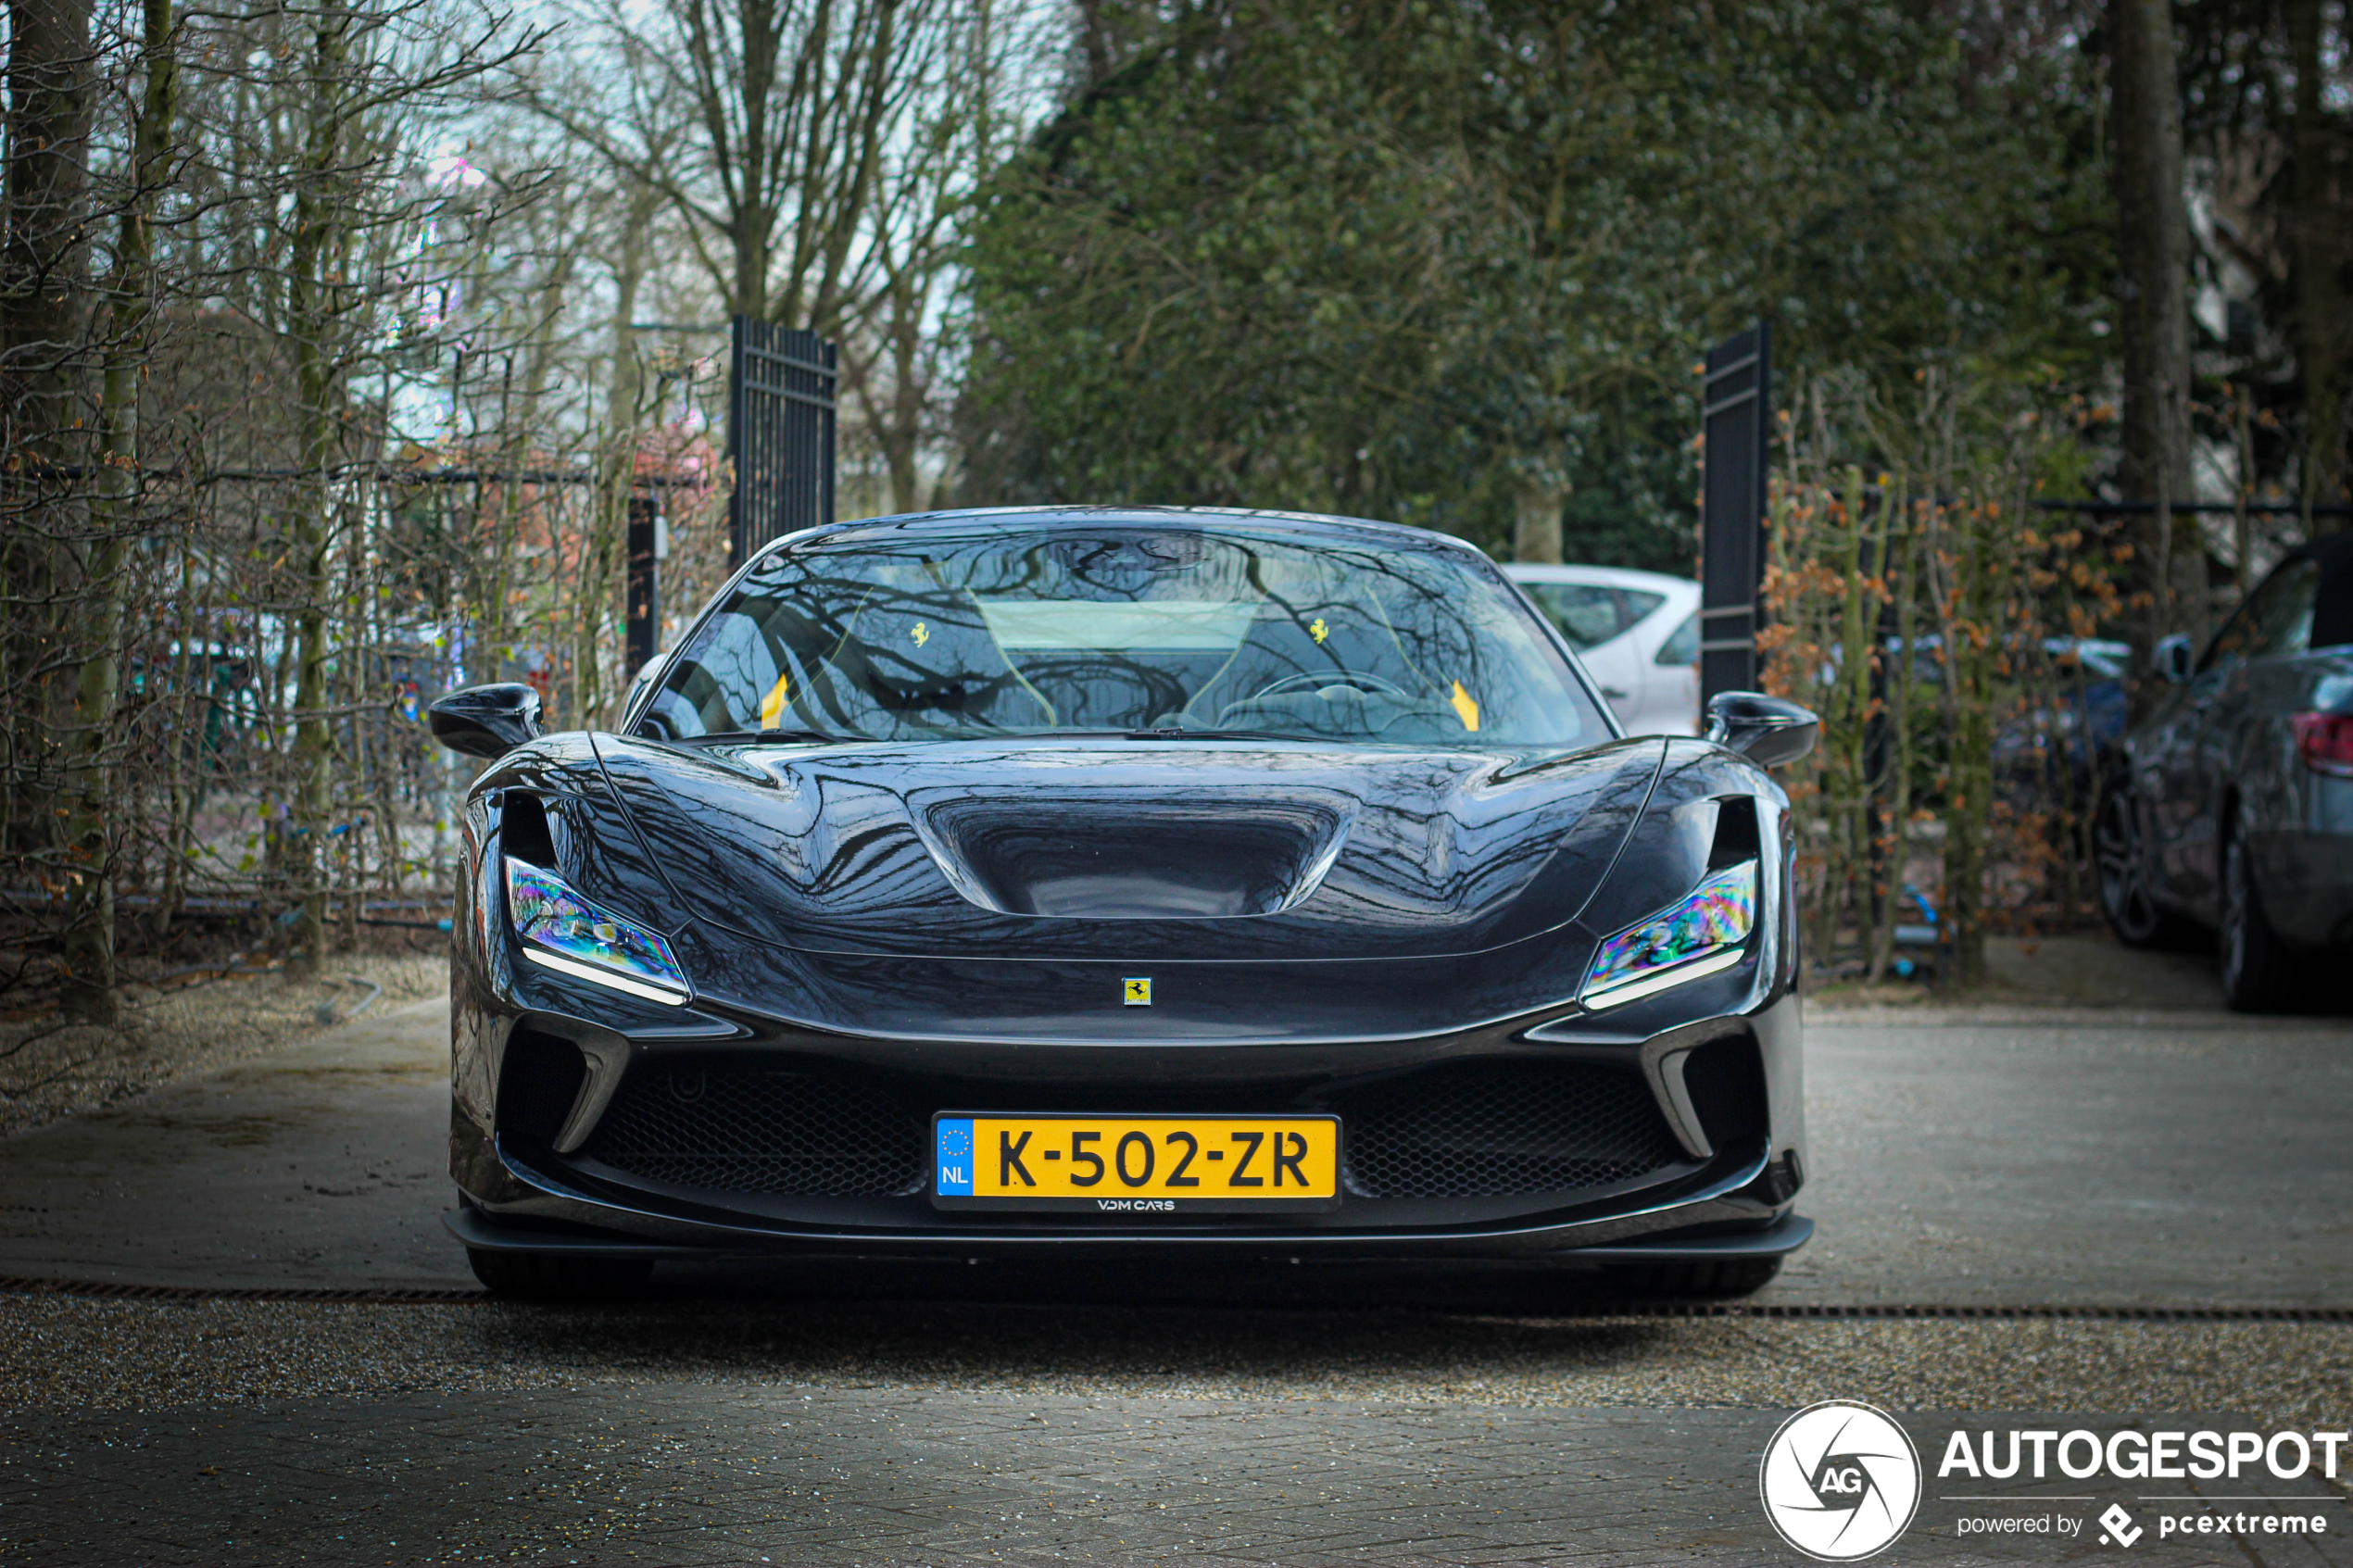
[2221, 839, 2246, 993]
[2095, 790, 2158, 940]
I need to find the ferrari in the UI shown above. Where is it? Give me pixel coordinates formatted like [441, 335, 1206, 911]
[429, 507, 1818, 1297]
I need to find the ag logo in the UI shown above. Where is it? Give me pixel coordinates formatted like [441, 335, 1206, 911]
[1759, 1400, 1921, 1561]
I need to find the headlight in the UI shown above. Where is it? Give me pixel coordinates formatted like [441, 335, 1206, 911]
[504, 858, 689, 1005]
[1579, 859, 1757, 1010]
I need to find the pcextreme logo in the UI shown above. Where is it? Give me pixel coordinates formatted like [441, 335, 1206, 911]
[1760, 1400, 1924, 1562]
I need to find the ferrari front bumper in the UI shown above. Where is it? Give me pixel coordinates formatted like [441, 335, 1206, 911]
[448, 973, 1809, 1266]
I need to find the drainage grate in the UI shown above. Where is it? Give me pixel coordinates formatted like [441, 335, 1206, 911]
[0, 1274, 2345, 1321]
[584, 1065, 927, 1198]
[0, 1275, 484, 1302]
[1338, 1060, 1687, 1198]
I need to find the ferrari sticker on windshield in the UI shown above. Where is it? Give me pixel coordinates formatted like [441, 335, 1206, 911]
[1310, 617, 1329, 643]
[759, 672, 790, 730]
[912, 621, 930, 646]
[1451, 680, 1480, 732]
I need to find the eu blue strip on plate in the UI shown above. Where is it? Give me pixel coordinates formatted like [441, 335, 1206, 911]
[935, 1118, 975, 1195]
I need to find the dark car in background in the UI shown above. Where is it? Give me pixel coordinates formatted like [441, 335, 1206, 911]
[427, 507, 1819, 1298]
[2096, 533, 2353, 1010]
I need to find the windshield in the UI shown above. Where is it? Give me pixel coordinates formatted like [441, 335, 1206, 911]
[638, 523, 1609, 748]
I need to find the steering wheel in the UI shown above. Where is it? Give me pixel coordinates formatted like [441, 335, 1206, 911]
[1244, 670, 1415, 703]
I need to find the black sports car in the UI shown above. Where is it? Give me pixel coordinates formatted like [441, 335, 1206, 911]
[429, 508, 1819, 1297]
[2096, 533, 2353, 1010]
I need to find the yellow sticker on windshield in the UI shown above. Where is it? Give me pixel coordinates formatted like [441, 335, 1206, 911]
[759, 672, 791, 730]
[912, 621, 930, 647]
[1310, 617, 1329, 644]
[1450, 681, 1480, 732]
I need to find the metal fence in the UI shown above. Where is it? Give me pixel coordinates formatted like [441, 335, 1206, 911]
[1701, 322, 1771, 701]
[727, 317, 838, 567]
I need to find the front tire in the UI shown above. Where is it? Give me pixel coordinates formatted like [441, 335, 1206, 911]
[2220, 825, 2305, 1013]
[467, 1248, 654, 1298]
[1598, 1256, 1781, 1298]
[2095, 774, 2204, 949]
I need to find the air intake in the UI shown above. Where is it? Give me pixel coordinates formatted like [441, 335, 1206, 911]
[1338, 1060, 1687, 1198]
[584, 1065, 926, 1197]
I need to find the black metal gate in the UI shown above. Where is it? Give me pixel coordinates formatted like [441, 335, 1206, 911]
[1700, 321, 1771, 700]
[624, 495, 662, 672]
[728, 315, 837, 567]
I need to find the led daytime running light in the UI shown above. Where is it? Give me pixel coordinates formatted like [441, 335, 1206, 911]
[505, 858, 688, 1004]
[1581, 859, 1757, 1010]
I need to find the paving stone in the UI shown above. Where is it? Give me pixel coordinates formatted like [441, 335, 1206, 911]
[6, 1389, 2350, 1566]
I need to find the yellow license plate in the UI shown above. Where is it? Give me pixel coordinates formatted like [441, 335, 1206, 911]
[932, 1114, 1341, 1212]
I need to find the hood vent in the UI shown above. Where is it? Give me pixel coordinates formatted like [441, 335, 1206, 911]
[913, 792, 1352, 920]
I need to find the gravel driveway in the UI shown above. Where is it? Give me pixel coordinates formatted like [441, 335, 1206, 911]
[5, 966, 2352, 1564]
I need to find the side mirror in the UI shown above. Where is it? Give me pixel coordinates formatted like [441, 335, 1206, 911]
[428, 684, 544, 759]
[2152, 633, 2194, 684]
[1704, 691, 1819, 769]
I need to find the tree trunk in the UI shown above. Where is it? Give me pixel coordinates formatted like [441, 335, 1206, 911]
[284, 2, 352, 973]
[2288, 0, 2346, 529]
[1074, 0, 1114, 85]
[1511, 469, 1567, 564]
[726, 0, 781, 320]
[4, 0, 96, 372]
[581, 180, 660, 728]
[62, 0, 174, 1017]
[843, 263, 926, 514]
[2108, 0, 2204, 646]
[57, 520, 120, 1022]
[7, 0, 101, 1015]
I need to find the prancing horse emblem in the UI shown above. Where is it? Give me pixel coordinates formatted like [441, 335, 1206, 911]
[1123, 977, 1152, 1006]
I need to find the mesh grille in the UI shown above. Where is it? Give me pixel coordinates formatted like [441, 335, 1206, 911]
[585, 1066, 925, 1197]
[1338, 1060, 1685, 1198]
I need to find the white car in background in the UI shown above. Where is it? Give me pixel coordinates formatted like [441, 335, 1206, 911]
[1503, 563, 1702, 736]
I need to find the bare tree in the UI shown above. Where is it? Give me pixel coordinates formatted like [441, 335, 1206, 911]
[164, 0, 542, 970]
[517, 0, 946, 330]
[2286, 0, 2346, 529]
[51, 0, 182, 1021]
[2109, 0, 2206, 649]
[837, 0, 1038, 512]
[0, 0, 1055, 1022]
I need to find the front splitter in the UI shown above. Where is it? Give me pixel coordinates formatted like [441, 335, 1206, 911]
[443, 1204, 1813, 1264]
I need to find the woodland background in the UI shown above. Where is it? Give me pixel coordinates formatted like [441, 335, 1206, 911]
[2, 0, 2347, 1020]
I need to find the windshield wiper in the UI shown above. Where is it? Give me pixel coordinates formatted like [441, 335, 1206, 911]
[1123, 726, 1293, 741]
[666, 727, 852, 746]
[663, 725, 1303, 745]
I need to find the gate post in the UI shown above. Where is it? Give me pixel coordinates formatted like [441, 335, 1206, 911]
[624, 494, 663, 672]
[1700, 321, 1772, 700]
[728, 315, 839, 567]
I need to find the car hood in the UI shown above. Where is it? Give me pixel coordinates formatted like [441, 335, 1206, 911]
[590, 734, 1665, 964]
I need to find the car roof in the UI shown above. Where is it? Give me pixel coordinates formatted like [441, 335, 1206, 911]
[763, 506, 1494, 563]
[1499, 562, 1701, 597]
